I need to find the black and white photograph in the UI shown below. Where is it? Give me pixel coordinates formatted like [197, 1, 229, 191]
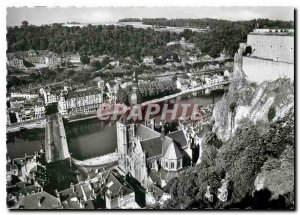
[4, 3, 295, 210]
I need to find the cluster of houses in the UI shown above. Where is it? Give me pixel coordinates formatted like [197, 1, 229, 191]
[7, 92, 45, 124]
[6, 65, 230, 124]
[7, 49, 81, 70]
[6, 147, 170, 209]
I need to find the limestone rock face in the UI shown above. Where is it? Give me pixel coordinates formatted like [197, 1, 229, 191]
[211, 46, 294, 143]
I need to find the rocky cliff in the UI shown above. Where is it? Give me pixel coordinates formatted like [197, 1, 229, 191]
[211, 46, 294, 142]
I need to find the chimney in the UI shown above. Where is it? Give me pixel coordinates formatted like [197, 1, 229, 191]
[70, 183, 74, 192]
[38, 196, 46, 208]
[55, 189, 60, 198]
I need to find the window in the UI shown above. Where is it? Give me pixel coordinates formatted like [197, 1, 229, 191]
[165, 161, 168, 168]
[152, 161, 156, 169]
[177, 160, 182, 168]
[171, 162, 175, 169]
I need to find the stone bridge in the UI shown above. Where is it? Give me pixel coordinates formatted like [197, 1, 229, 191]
[45, 113, 70, 163]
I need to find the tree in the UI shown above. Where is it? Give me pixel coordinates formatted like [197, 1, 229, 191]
[21, 21, 29, 28]
[80, 55, 90, 64]
[91, 60, 102, 70]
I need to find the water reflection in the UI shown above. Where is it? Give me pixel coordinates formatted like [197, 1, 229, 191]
[6, 128, 45, 159]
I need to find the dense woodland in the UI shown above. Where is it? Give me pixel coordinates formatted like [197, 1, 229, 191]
[7, 19, 294, 59]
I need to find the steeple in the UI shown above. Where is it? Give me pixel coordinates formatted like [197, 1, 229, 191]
[129, 71, 142, 106]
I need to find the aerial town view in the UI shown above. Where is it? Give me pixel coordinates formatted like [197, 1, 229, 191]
[5, 6, 294, 210]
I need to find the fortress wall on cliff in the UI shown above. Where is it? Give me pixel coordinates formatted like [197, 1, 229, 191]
[247, 34, 294, 63]
[242, 57, 294, 84]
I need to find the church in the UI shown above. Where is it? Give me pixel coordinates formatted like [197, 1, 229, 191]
[116, 72, 201, 188]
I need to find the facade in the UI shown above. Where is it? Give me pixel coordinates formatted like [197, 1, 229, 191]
[7, 58, 25, 69]
[143, 56, 154, 65]
[58, 88, 103, 116]
[40, 88, 59, 105]
[116, 121, 200, 188]
[205, 75, 224, 85]
[45, 52, 62, 66]
[104, 171, 138, 209]
[105, 80, 120, 102]
[11, 92, 39, 100]
[58, 182, 96, 209]
[242, 29, 294, 83]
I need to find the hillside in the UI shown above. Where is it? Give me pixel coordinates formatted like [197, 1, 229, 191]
[161, 46, 294, 209]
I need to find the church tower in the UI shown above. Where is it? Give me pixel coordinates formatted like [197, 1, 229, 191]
[116, 121, 128, 171]
[129, 71, 142, 106]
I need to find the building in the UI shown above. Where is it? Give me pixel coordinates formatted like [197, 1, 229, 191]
[105, 80, 120, 102]
[143, 56, 154, 66]
[104, 171, 138, 209]
[45, 52, 61, 66]
[116, 76, 201, 188]
[14, 191, 62, 209]
[68, 53, 81, 64]
[93, 77, 105, 91]
[117, 121, 201, 188]
[204, 75, 224, 85]
[58, 88, 103, 116]
[8, 97, 45, 123]
[128, 71, 142, 106]
[40, 88, 59, 105]
[242, 29, 294, 83]
[58, 182, 96, 209]
[11, 92, 39, 100]
[7, 58, 25, 69]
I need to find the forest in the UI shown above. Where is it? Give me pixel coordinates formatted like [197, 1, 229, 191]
[7, 19, 294, 59]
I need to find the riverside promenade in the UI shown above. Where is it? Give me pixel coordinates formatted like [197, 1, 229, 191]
[72, 152, 118, 168]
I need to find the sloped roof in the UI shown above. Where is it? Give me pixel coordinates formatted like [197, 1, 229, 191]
[17, 191, 61, 209]
[167, 130, 188, 148]
[67, 88, 101, 99]
[106, 172, 134, 197]
[160, 168, 181, 181]
[163, 141, 183, 160]
[140, 137, 163, 158]
[135, 124, 161, 140]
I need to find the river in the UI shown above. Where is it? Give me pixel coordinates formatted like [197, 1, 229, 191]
[6, 89, 225, 161]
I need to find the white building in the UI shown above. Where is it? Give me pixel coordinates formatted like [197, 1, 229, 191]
[11, 92, 38, 100]
[143, 56, 154, 66]
[58, 88, 103, 116]
[242, 29, 294, 83]
[7, 58, 25, 69]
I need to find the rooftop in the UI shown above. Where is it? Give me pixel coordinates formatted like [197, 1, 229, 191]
[16, 191, 61, 209]
[67, 88, 101, 99]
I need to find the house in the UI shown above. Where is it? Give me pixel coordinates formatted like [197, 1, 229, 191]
[58, 88, 103, 116]
[45, 52, 61, 66]
[176, 74, 191, 90]
[93, 77, 105, 91]
[143, 56, 154, 66]
[11, 92, 38, 100]
[40, 88, 59, 105]
[145, 183, 171, 206]
[204, 75, 224, 85]
[109, 60, 120, 67]
[14, 191, 62, 209]
[104, 171, 139, 209]
[69, 53, 81, 64]
[176, 79, 190, 90]
[105, 80, 120, 102]
[10, 97, 26, 109]
[58, 182, 96, 209]
[7, 57, 25, 69]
